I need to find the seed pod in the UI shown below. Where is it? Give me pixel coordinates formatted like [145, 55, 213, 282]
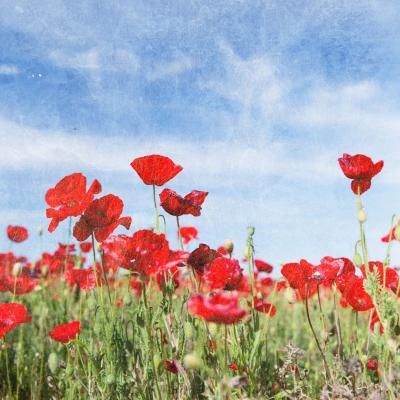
[223, 240, 234, 254]
[48, 353, 59, 374]
[357, 209, 367, 223]
[353, 253, 362, 268]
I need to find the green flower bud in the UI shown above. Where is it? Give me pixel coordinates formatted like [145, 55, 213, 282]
[48, 353, 59, 374]
[222, 240, 234, 254]
[357, 209, 367, 223]
[247, 226, 255, 237]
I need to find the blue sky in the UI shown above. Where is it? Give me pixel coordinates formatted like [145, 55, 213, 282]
[2, 1, 400, 271]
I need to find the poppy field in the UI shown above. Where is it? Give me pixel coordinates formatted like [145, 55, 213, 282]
[1, 153, 400, 399]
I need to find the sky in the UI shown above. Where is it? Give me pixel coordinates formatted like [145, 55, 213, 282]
[1, 0, 400, 271]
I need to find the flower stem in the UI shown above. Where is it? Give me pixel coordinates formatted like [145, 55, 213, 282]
[305, 280, 332, 382]
[176, 216, 184, 250]
[152, 184, 160, 234]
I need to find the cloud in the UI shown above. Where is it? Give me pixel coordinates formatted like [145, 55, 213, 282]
[0, 65, 19, 75]
[146, 55, 193, 81]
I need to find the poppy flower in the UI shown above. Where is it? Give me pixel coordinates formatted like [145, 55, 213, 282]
[187, 244, 219, 275]
[6, 275, 38, 295]
[179, 226, 198, 245]
[254, 259, 273, 273]
[203, 257, 243, 291]
[281, 260, 318, 299]
[188, 291, 246, 324]
[250, 297, 277, 316]
[339, 275, 374, 311]
[46, 173, 102, 232]
[159, 189, 208, 217]
[49, 320, 80, 343]
[338, 154, 383, 195]
[228, 363, 238, 371]
[64, 268, 96, 291]
[130, 154, 183, 186]
[7, 225, 29, 243]
[79, 242, 93, 253]
[73, 194, 132, 242]
[381, 225, 400, 243]
[366, 358, 378, 371]
[360, 261, 399, 292]
[165, 360, 179, 374]
[0, 303, 32, 339]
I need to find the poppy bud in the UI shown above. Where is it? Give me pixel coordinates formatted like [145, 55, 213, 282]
[48, 353, 59, 374]
[183, 353, 203, 369]
[353, 253, 362, 268]
[12, 262, 22, 276]
[357, 209, 367, 223]
[284, 289, 297, 304]
[153, 353, 161, 369]
[223, 240, 234, 254]
[247, 226, 255, 237]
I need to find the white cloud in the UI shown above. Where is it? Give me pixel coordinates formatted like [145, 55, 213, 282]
[146, 55, 193, 81]
[0, 65, 19, 75]
[49, 48, 100, 71]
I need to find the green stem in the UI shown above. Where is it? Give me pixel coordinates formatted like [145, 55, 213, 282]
[176, 216, 184, 251]
[153, 184, 160, 234]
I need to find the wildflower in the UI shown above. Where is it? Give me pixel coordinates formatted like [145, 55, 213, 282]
[45, 173, 102, 232]
[338, 153, 383, 195]
[366, 358, 378, 371]
[130, 154, 183, 186]
[49, 320, 80, 343]
[73, 194, 131, 242]
[203, 257, 243, 290]
[178, 226, 198, 245]
[159, 189, 208, 217]
[165, 360, 179, 374]
[381, 224, 400, 242]
[255, 259, 273, 273]
[228, 363, 238, 371]
[281, 260, 318, 299]
[188, 291, 246, 324]
[79, 242, 93, 253]
[250, 297, 277, 316]
[187, 244, 219, 275]
[7, 225, 29, 243]
[64, 268, 96, 291]
[6, 275, 38, 295]
[0, 303, 31, 339]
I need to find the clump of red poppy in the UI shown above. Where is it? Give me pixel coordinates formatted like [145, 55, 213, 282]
[7, 225, 29, 243]
[0, 303, 31, 339]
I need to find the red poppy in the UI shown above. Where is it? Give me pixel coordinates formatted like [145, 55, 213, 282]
[130, 155, 183, 186]
[203, 257, 243, 291]
[366, 358, 378, 371]
[64, 268, 96, 291]
[255, 259, 273, 273]
[338, 154, 383, 195]
[250, 297, 277, 316]
[339, 274, 374, 311]
[165, 360, 179, 374]
[7, 225, 29, 243]
[46, 173, 102, 232]
[0, 303, 32, 339]
[6, 275, 38, 295]
[281, 260, 318, 299]
[49, 320, 80, 343]
[79, 242, 93, 253]
[360, 261, 399, 292]
[228, 363, 238, 371]
[369, 310, 384, 335]
[381, 225, 400, 243]
[188, 291, 246, 324]
[159, 189, 208, 217]
[179, 226, 198, 245]
[187, 244, 219, 275]
[73, 194, 131, 242]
